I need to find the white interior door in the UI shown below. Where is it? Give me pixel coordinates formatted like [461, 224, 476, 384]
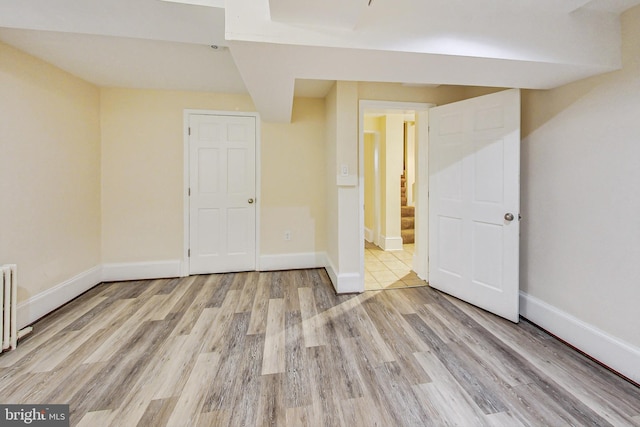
[189, 114, 256, 274]
[428, 89, 520, 322]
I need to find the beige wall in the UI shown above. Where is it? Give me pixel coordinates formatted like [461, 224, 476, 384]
[383, 114, 405, 242]
[324, 83, 339, 269]
[100, 89, 255, 262]
[363, 116, 386, 239]
[261, 97, 326, 254]
[0, 41, 101, 303]
[363, 132, 375, 233]
[521, 5, 640, 347]
[101, 88, 327, 263]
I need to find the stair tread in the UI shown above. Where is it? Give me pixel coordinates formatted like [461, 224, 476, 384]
[401, 217, 415, 229]
[401, 206, 415, 217]
[401, 228, 415, 244]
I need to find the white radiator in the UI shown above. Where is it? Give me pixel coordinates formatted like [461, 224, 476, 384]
[1, 264, 18, 351]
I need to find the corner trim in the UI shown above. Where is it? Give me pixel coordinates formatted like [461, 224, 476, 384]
[16, 265, 102, 329]
[102, 260, 183, 282]
[520, 291, 640, 384]
[364, 227, 374, 243]
[324, 256, 363, 294]
[259, 252, 327, 272]
[380, 235, 403, 251]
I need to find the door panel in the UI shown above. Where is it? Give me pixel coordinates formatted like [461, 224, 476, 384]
[429, 89, 520, 323]
[189, 114, 256, 274]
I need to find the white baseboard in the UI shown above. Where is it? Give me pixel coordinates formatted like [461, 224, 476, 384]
[17, 265, 102, 329]
[380, 235, 403, 251]
[102, 260, 183, 282]
[520, 291, 640, 384]
[364, 228, 374, 243]
[325, 257, 339, 292]
[324, 257, 363, 294]
[335, 273, 363, 293]
[259, 252, 327, 271]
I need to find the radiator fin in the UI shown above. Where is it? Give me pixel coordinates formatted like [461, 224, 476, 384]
[1, 264, 18, 351]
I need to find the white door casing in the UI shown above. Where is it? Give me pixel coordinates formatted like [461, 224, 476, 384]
[188, 114, 257, 274]
[428, 89, 520, 322]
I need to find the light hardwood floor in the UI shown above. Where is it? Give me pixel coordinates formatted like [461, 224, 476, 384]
[0, 269, 638, 426]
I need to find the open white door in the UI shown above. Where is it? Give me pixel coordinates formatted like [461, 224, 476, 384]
[189, 114, 257, 274]
[429, 89, 520, 322]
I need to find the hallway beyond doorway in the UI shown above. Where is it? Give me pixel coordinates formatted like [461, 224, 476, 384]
[364, 241, 427, 291]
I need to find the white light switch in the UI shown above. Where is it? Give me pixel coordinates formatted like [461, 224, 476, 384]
[340, 164, 349, 177]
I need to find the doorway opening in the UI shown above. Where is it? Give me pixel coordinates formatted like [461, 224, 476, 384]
[359, 101, 434, 291]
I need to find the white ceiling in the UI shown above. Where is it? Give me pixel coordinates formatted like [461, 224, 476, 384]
[1, 0, 639, 121]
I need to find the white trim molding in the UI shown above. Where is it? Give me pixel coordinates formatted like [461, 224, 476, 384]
[364, 227, 374, 243]
[324, 257, 363, 294]
[520, 291, 640, 384]
[102, 260, 183, 282]
[259, 252, 327, 272]
[380, 234, 403, 251]
[16, 266, 102, 329]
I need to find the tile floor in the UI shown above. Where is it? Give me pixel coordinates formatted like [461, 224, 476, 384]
[364, 240, 428, 291]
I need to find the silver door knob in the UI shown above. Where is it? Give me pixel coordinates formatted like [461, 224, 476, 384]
[248, 198, 254, 204]
[504, 213, 514, 221]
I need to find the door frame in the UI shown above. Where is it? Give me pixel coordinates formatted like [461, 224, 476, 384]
[182, 109, 261, 277]
[358, 101, 434, 285]
[363, 130, 381, 246]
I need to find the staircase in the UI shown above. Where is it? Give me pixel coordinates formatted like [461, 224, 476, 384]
[401, 173, 415, 244]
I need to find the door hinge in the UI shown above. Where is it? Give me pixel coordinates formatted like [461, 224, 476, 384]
[188, 249, 191, 257]
[188, 187, 191, 196]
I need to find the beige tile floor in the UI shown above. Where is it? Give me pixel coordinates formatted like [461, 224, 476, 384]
[364, 241, 428, 291]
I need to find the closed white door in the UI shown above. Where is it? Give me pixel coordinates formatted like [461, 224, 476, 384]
[189, 114, 256, 274]
[429, 89, 520, 322]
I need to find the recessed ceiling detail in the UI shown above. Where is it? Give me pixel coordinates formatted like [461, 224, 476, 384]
[159, 0, 224, 7]
[268, 0, 368, 29]
[1, 0, 639, 123]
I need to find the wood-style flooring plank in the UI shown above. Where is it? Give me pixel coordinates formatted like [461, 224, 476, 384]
[75, 410, 112, 427]
[203, 312, 253, 412]
[223, 333, 264, 426]
[169, 275, 214, 335]
[68, 317, 179, 422]
[256, 373, 285, 427]
[262, 298, 286, 375]
[451, 296, 640, 426]
[0, 295, 109, 369]
[404, 312, 509, 415]
[307, 345, 347, 426]
[283, 270, 303, 313]
[285, 405, 313, 427]
[165, 352, 221, 427]
[136, 397, 179, 427]
[1, 269, 638, 427]
[284, 310, 312, 409]
[194, 410, 230, 427]
[234, 271, 259, 313]
[298, 287, 327, 348]
[150, 334, 201, 400]
[246, 273, 271, 335]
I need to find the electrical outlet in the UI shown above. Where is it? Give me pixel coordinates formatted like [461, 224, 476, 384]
[284, 230, 292, 241]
